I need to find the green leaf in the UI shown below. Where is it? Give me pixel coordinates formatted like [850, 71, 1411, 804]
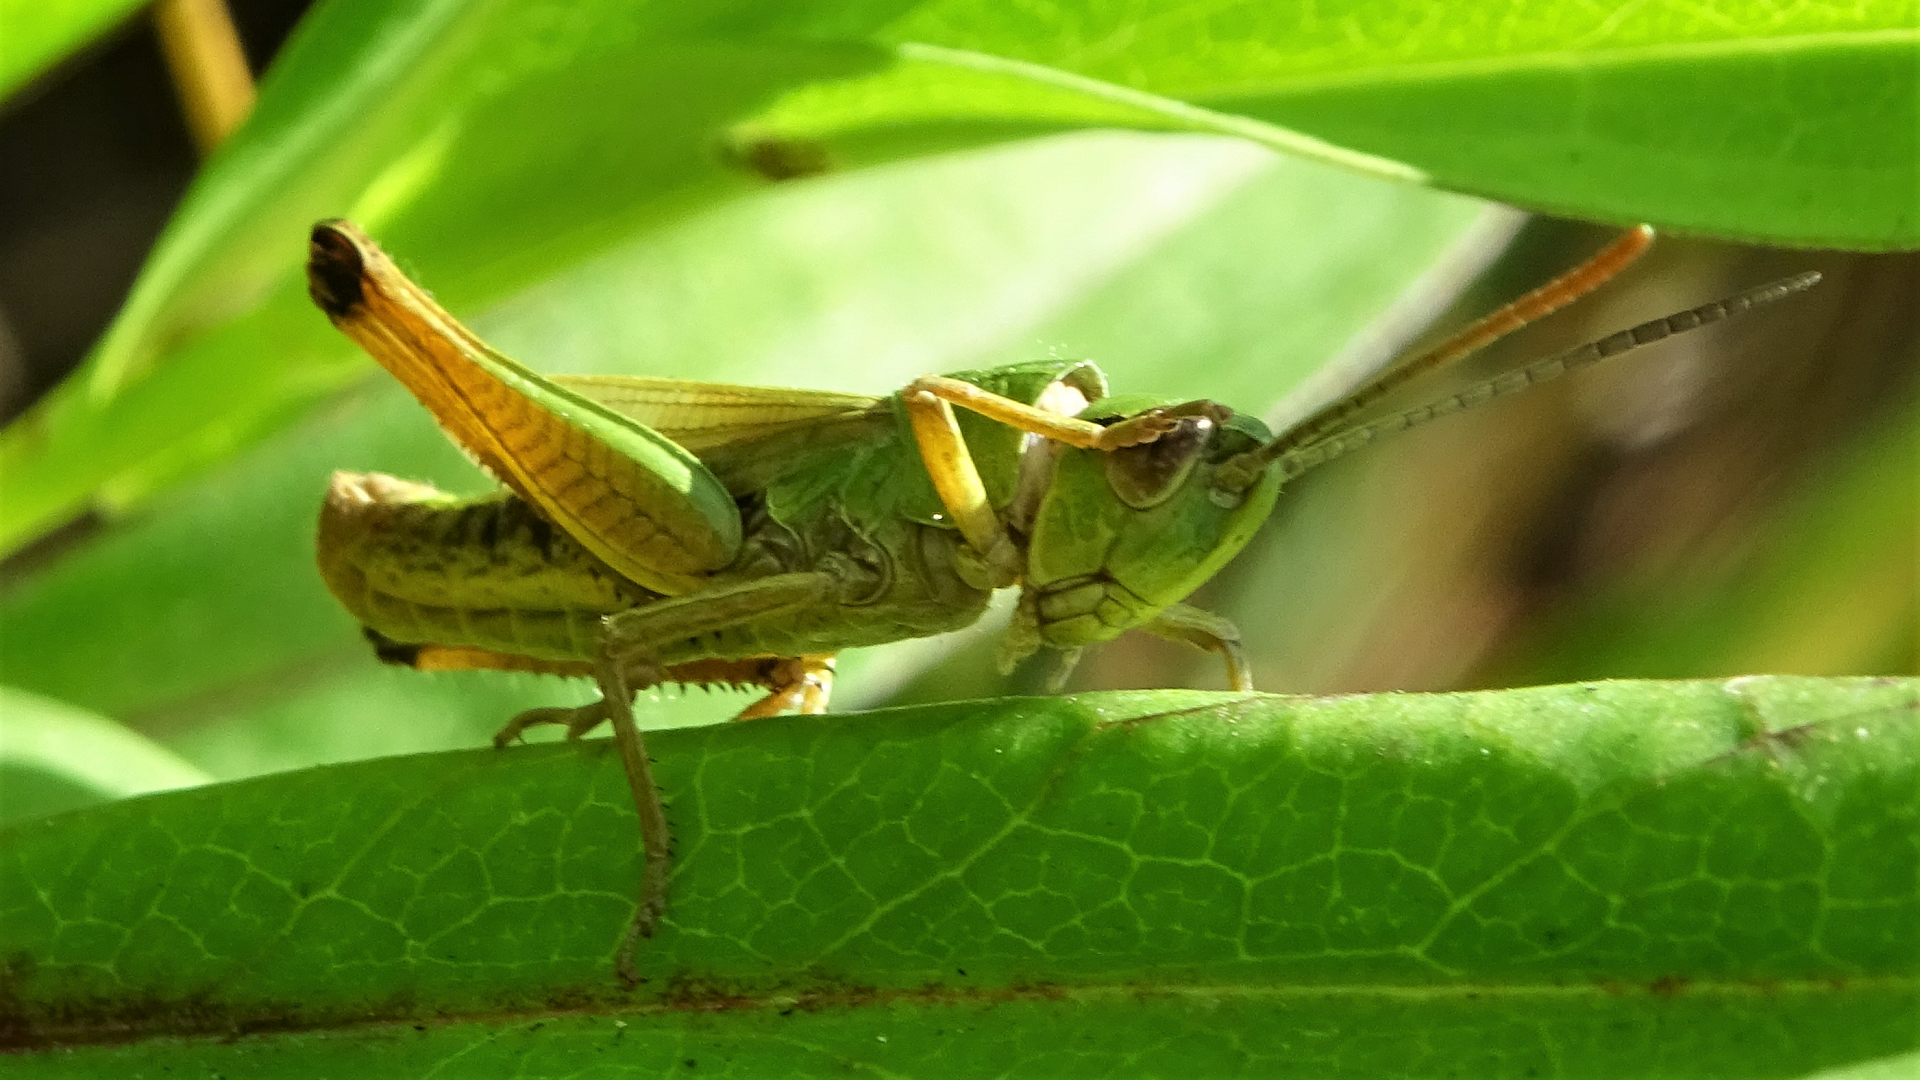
[2, 678, 1914, 1076]
[809, 7, 1918, 249]
[4, 0, 1909, 559]
[0, 687, 209, 826]
[0, 134, 1488, 777]
[0, 0, 146, 103]
[1801, 1050, 1920, 1080]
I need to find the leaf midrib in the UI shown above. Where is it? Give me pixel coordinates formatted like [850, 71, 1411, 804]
[13, 974, 1914, 1052]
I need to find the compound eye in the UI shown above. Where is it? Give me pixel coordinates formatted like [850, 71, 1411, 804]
[1105, 416, 1211, 509]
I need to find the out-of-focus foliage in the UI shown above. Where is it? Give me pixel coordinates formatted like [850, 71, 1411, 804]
[0, 0, 147, 102]
[0, 0, 1913, 554]
[0, 687, 209, 826]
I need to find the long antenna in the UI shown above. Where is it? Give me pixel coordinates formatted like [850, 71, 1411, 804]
[1264, 272, 1822, 482]
[1264, 225, 1655, 464]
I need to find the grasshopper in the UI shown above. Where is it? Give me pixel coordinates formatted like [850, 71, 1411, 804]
[307, 219, 1815, 981]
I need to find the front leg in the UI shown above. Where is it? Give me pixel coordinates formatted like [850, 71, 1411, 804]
[902, 377, 1232, 587]
[906, 375, 1224, 452]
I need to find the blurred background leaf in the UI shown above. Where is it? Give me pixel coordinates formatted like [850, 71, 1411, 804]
[0, 0, 1913, 557]
[0, 686, 209, 826]
[0, 0, 148, 101]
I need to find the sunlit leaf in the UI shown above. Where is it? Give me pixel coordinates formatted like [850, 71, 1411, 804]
[3, 0, 1909, 558]
[0, 687, 209, 826]
[3, 678, 1912, 1076]
[0, 0, 146, 103]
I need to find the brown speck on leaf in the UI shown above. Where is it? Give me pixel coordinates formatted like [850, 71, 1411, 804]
[721, 131, 834, 182]
[1647, 975, 1688, 996]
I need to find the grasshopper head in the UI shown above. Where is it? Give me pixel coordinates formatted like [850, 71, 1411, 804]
[1016, 397, 1282, 653]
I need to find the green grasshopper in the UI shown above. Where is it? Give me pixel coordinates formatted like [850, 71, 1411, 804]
[307, 219, 1816, 981]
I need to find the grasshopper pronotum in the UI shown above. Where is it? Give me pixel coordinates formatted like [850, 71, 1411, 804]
[307, 220, 1816, 981]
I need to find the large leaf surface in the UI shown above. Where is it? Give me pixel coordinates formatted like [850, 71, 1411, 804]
[2, 0, 1910, 558]
[1, 677, 1913, 1076]
[815, 4, 1918, 247]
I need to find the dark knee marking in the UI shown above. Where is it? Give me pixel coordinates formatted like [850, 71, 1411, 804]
[308, 221, 366, 317]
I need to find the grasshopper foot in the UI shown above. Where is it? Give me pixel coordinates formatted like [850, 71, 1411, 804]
[1096, 400, 1235, 450]
[492, 706, 570, 748]
[1142, 604, 1253, 691]
[1096, 408, 1182, 449]
[732, 654, 837, 720]
[615, 846, 672, 986]
[492, 700, 616, 747]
